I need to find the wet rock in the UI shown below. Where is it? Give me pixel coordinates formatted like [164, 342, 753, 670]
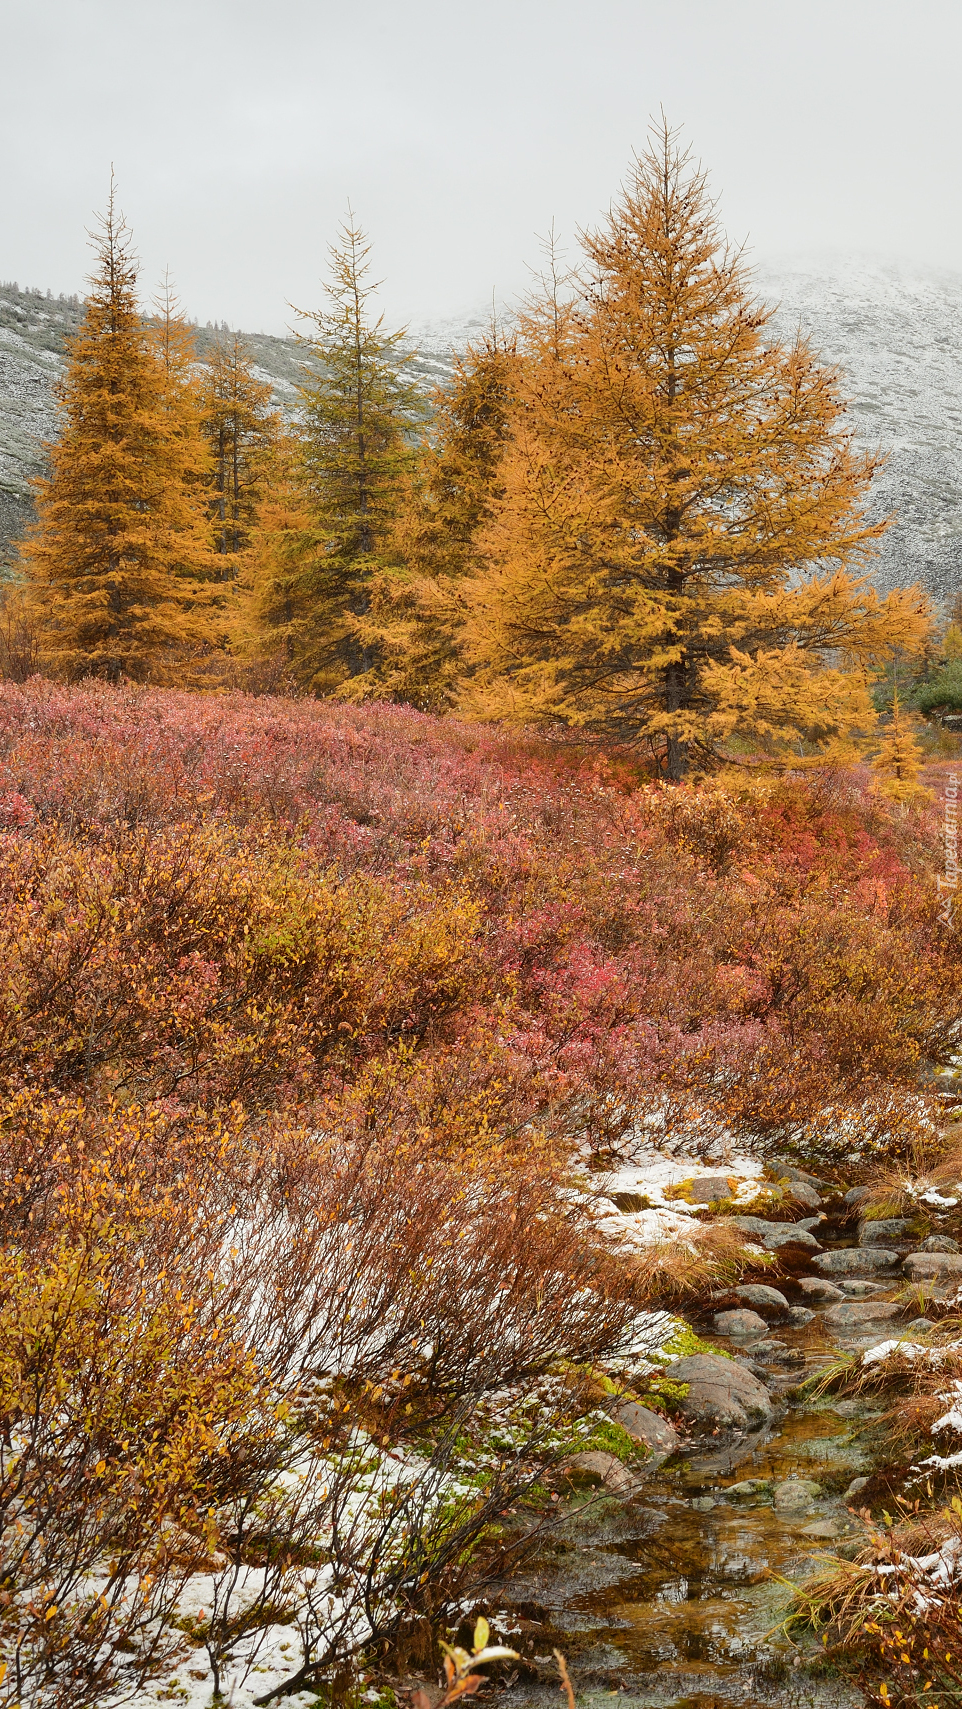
[859, 1218, 912, 1244]
[921, 1234, 961, 1254]
[787, 1306, 816, 1326]
[749, 1338, 804, 1364]
[764, 1226, 822, 1252]
[734, 1283, 790, 1320]
[568, 1451, 637, 1495]
[789, 1182, 823, 1210]
[844, 1476, 870, 1501]
[844, 1186, 872, 1206]
[904, 1252, 962, 1281]
[823, 1300, 902, 1329]
[728, 1215, 820, 1250]
[669, 1353, 773, 1430]
[797, 1276, 846, 1302]
[801, 1519, 842, 1538]
[812, 1247, 901, 1275]
[838, 1280, 885, 1296]
[689, 1174, 735, 1202]
[774, 1164, 828, 1191]
[690, 1494, 717, 1510]
[774, 1478, 822, 1512]
[713, 1308, 768, 1338]
[727, 1478, 772, 1498]
[795, 1215, 826, 1231]
[609, 1400, 678, 1464]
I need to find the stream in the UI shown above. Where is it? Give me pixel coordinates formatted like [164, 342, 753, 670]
[486, 1211, 901, 1709]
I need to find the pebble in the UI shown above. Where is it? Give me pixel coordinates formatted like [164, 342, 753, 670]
[773, 1478, 822, 1513]
[797, 1277, 845, 1302]
[734, 1283, 790, 1319]
[904, 1252, 962, 1281]
[837, 1280, 885, 1296]
[609, 1400, 680, 1464]
[801, 1519, 842, 1538]
[691, 1495, 717, 1510]
[822, 1300, 901, 1328]
[858, 1218, 912, 1244]
[713, 1308, 769, 1338]
[727, 1478, 772, 1497]
[789, 1181, 823, 1210]
[920, 1234, 961, 1253]
[844, 1476, 870, 1501]
[786, 1305, 816, 1325]
[689, 1175, 736, 1202]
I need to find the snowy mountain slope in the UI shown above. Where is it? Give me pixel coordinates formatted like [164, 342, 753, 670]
[2, 263, 962, 609]
[757, 260, 962, 606]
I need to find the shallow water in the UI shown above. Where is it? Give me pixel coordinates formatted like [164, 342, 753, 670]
[489, 1265, 891, 1708]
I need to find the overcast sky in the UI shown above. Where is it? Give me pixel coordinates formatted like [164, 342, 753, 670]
[4, 0, 961, 335]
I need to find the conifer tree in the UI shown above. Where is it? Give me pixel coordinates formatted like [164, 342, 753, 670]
[379, 328, 519, 708]
[252, 215, 426, 694]
[871, 691, 929, 802]
[461, 123, 932, 777]
[200, 334, 279, 572]
[19, 190, 216, 682]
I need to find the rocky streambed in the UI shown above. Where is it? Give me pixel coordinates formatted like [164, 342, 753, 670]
[481, 1171, 962, 1709]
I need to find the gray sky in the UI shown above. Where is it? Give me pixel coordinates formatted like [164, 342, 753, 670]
[4, 0, 961, 335]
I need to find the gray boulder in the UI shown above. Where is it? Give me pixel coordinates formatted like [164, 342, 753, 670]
[858, 1218, 911, 1244]
[787, 1306, 816, 1326]
[838, 1279, 885, 1296]
[822, 1300, 902, 1329]
[797, 1277, 845, 1302]
[713, 1308, 768, 1338]
[812, 1247, 901, 1275]
[773, 1164, 827, 1191]
[568, 1450, 637, 1494]
[689, 1175, 735, 1203]
[729, 1217, 821, 1251]
[734, 1283, 790, 1320]
[773, 1477, 822, 1513]
[903, 1252, 962, 1281]
[921, 1234, 961, 1254]
[844, 1186, 872, 1206]
[609, 1400, 679, 1465]
[669, 1353, 773, 1430]
[789, 1181, 823, 1210]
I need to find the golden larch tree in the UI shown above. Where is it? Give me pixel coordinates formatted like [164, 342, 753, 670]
[199, 334, 279, 573]
[461, 122, 931, 777]
[871, 690, 930, 802]
[376, 327, 520, 708]
[19, 192, 217, 682]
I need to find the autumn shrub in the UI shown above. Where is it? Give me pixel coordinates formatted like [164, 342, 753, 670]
[0, 1082, 647, 1703]
[0, 679, 954, 1164]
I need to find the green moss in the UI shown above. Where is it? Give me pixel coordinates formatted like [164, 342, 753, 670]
[576, 1416, 639, 1463]
[658, 1323, 732, 1361]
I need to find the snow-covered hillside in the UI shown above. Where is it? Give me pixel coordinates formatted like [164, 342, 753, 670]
[3, 262, 962, 608]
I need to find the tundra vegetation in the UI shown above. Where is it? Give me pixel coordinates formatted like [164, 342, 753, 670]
[0, 121, 961, 1709]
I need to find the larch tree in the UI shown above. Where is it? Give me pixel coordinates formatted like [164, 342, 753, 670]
[20, 192, 218, 683]
[871, 691, 929, 802]
[460, 122, 932, 778]
[379, 326, 520, 708]
[199, 334, 279, 573]
[251, 214, 426, 695]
